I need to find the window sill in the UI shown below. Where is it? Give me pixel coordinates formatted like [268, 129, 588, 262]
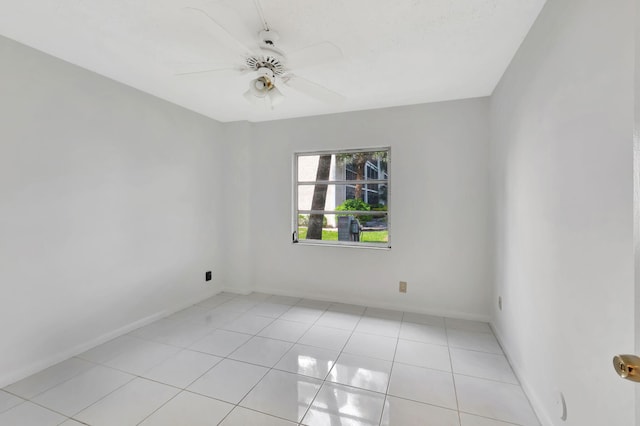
[293, 240, 391, 250]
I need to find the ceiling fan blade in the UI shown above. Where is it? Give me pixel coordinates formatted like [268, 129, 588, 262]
[183, 6, 258, 56]
[174, 66, 250, 77]
[286, 42, 344, 70]
[282, 74, 345, 104]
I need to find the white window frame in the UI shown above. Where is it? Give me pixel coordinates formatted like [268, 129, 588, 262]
[292, 147, 391, 249]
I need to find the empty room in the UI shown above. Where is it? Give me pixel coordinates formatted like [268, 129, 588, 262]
[1, 0, 639, 425]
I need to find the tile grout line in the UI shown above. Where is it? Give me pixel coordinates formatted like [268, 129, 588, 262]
[215, 295, 335, 426]
[297, 305, 367, 425]
[128, 307, 515, 426]
[445, 319, 463, 426]
[5, 293, 518, 426]
[70, 293, 255, 426]
[375, 311, 403, 426]
[187, 294, 287, 426]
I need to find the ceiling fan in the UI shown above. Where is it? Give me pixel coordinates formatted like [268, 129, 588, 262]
[176, 0, 345, 109]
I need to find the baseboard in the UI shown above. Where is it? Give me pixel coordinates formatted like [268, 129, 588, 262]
[252, 286, 491, 322]
[2, 285, 489, 389]
[0, 288, 224, 389]
[491, 322, 554, 426]
[219, 286, 252, 296]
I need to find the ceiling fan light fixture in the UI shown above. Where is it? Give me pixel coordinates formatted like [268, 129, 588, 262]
[245, 67, 286, 108]
[243, 89, 261, 104]
[247, 77, 268, 98]
[268, 85, 284, 107]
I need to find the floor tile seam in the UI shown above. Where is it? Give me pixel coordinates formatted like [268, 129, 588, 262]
[311, 322, 359, 332]
[13, 298, 494, 426]
[233, 367, 308, 418]
[363, 315, 403, 322]
[452, 372, 526, 388]
[286, 317, 326, 325]
[28, 374, 138, 421]
[449, 346, 509, 357]
[391, 359, 452, 374]
[400, 314, 446, 326]
[216, 405, 296, 426]
[448, 344, 505, 356]
[218, 323, 274, 337]
[69, 340, 344, 418]
[245, 331, 330, 346]
[384, 392, 462, 413]
[164, 310, 235, 325]
[447, 329, 499, 340]
[195, 301, 229, 309]
[236, 377, 322, 424]
[189, 327, 256, 348]
[457, 409, 524, 426]
[6, 358, 101, 401]
[444, 321, 463, 426]
[125, 331, 192, 349]
[134, 387, 185, 426]
[395, 335, 449, 347]
[209, 356, 272, 414]
[447, 329, 494, 335]
[298, 305, 364, 424]
[225, 300, 331, 363]
[377, 311, 403, 426]
[256, 323, 316, 341]
[45, 357, 225, 420]
[341, 349, 395, 363]
[99, 348, 185, 379]
[79, 335, 176, 364]
[399, 320, 447, 329]
[443, 317, 493, 334]
[277, 315, 324, 324]
[184, 324, 318, 376]
[1, 386, 41, 402]
[161, 299, 384, 424]
[0, 396, 28, 415]
[298, 307, 353, 384]
[1, 400, 72, 426]
[452, 370, 520, 385]
[232, 298, 332, 425]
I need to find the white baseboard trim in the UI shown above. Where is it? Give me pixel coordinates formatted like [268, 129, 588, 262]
[219, 286, 252, 296]
[1, 284, 489, 389]
[0, 288, 224, 389]
[251, 286, 491, 322]
[491, 322, 554, 426]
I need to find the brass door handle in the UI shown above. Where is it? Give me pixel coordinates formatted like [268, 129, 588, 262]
[613, 354, 640, 382]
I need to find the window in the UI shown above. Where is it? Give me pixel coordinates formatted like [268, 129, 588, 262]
[293, 148, 390, 248]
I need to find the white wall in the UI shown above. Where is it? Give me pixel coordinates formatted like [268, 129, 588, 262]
[247, 99, 493, 319]
[635, 0, 640, 420]
[0, 35, 232, 386]
[490, 0, 636, 424]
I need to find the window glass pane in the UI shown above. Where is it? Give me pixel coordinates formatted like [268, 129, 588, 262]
[296, 213, 388, 245]
[297, 184, 389, 212]
[294, 148, 390, 248]
[297, 151, 389, 182]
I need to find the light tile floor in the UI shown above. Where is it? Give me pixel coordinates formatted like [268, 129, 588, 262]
[1, 292, 540, 426]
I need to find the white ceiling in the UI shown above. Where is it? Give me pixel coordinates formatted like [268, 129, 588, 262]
[0, 0, 546, 123]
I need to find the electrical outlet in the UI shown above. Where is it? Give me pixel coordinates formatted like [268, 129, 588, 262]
[399, 281, 407, 293]
[498, 296, 502, 311]
[205, 271, 212, 282]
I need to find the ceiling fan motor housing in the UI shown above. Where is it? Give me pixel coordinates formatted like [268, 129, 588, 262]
[259, 29, 279, 46]
[246, 55, 285, 76]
